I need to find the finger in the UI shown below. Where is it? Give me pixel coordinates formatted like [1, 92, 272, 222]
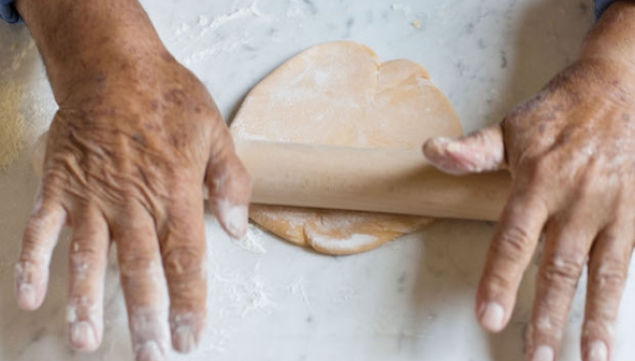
[423, 124, 505, 175]
[15, 191, 67, 310]
[114, 205, 169, 361]
[160, 192, 207, 353]
[67, 205, 109, 352]
[527, 212, 597, 361]
[581, 221, 633, 361]
[206, 138, 252, 239]
[476, 192, 548, 332]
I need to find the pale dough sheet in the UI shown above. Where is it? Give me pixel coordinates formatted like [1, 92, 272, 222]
[230, 41, 462, 255]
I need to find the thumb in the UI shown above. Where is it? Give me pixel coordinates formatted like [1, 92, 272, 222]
[205, 141, 252, 239]
[422, 125, 505, 175]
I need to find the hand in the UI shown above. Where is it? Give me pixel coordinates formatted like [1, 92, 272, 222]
[424, 3, 635, 361]
[14, 0, 251, 359]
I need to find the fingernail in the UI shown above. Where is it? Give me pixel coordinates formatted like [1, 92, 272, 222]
[532, 345, 554, 361]
[136, 341, 164, 361]
[480, 302, 505, 331]
[430, 137, 451, 147]
[423, 137, 450, 156]
[16, 282, 37, 310]
[217, 200, 248, 239]
[173, 326, 196, 353]
[588, 341, 608, 361]
[70, 321, 98, 352]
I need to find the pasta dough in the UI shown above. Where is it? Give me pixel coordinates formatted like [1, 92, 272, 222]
[230, 41, 462, 255]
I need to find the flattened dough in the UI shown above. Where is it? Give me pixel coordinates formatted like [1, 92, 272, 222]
[230, 41, 462, 255]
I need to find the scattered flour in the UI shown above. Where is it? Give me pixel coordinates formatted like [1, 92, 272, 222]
[390, 3, 412, 16]
[287, 278, 311, 308]
[0, 82, 26, 170]
[209, 263, 275, 318]
[202, 1, 263, 34]
[174, 0, 264, 38]
[308, 232, 379, 253]
[183, 41, 246, 65]
[174, 22, 191, 36]
[174, 0, 267, 65]
[390, 3, 423, 29]
[238, 275, 275, 318]
[201, 328, 231, 353]
[233, 225, 267, 254]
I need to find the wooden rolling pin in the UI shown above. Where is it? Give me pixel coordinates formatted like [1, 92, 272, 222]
[32, 134, 511, 221]
[235, 140, 511, 221]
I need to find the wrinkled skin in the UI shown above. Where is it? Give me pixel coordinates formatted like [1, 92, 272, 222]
[424, 3, 635, 361]
[13, 0, 251, 360]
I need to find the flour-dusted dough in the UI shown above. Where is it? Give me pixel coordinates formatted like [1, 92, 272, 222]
[230, 41, 462, 255]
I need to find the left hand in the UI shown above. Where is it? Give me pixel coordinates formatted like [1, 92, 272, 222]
[14, 0, 251, 359]
[424, 3, 635, 361]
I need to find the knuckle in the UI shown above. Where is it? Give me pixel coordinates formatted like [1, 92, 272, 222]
[71, 242, 102, 261]
[118, 249, 153, 266]
[40, 171, 66, 196]
[21, 229, 42, 253]
[494, 225, 534, 261]
[540, 254, 584, 287]
[118, 253, 160, 282]
[69, 255, 91, 277]
[24, 215, 51, 237]
[19, 235, 50, 264]
[582, 318, 614, 340]
[162, 245, 204, 280]
[69, 247, 102, 276]
[67, 294, 95, 312]
[531, 314, 566, 343]
[592, 261, 627, 290]
[482, 270, 514, 294]
[15, 260, 45, 280]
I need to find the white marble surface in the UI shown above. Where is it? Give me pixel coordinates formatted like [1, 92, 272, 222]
[1, 1, 632, 360]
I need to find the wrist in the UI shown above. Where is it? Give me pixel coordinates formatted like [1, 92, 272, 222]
[16, 0, 168, 102]
[581, 2, 635, 70]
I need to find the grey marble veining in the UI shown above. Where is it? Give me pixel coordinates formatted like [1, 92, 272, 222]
[0, 1, 628, 361]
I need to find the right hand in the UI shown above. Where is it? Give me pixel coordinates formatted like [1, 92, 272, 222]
[424, 3, 635, 360]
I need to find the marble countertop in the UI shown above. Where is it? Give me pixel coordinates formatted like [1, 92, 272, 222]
[1, 1, 631, 360]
